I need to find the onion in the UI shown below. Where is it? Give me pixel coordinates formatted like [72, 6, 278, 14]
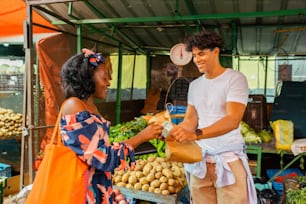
[115, 194, 125, 202]
[113, 188, 120, 196]
[118, 200, 128, 204]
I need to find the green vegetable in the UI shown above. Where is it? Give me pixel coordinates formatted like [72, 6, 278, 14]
[109, 116, 148, 143]
[240, 121, 262, 144]
[109, 116, 166, 159]
[258, 129, 273, 143]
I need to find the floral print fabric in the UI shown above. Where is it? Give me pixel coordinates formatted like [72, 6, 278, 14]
[60, 111, 135, 204]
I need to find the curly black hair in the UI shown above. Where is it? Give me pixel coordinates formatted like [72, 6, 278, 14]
[185, 30, 225, 52]
[60, 52, 96, 100]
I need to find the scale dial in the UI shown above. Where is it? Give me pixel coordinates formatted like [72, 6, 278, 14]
[169, 43, 192, 66]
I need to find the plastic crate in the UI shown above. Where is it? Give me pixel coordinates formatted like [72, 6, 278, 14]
[0, 163, 11, 178]
[266, 168, 303, 195]
[243, 94, 268, 132]
[0, 74, 24, 92]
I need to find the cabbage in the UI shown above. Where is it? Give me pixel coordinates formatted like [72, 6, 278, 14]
[259, 129, 273, 143]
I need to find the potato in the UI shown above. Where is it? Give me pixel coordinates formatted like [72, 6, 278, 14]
[147, 156, 156, 162]
[125, 183, 133, 189]
[161, 162, 170, 169]
[154, 188, 161, 194]
[148, 186, 155, 192]
[154, 172, 162, 179]
[128, 175, 137, 185]
[143, 163, 153, 175]
[162, 169, 173, 179]
[168, 178, 176, 186]
[116, 182, 126, 187]
[135, 171, 144, 179]
[146, 173, 155, 182]
[149, 168, 156, 175]
[113, 175, 122, 184]
[150, 180, 161, 188]
[134, 182, 142, 190]
[122, 172, 130, 183]
[154, 157, 165, 163]
[139, 177, 149, 185]
[162, 190, 170, 195]
[134, 163, 145, 171]
[160, 182, 168, 191]
[141, 183, 150, 191]
[171, 166, 181, 177]
[155, 164, 163, 172]
[159, 176, 168, 183]
[168, 185, 176, 194]
[129, 170, 136, 176]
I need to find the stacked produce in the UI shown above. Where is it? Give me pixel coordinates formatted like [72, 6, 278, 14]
[0, 107, 23, 139]
[240, 121, 273, 144]
[113, 156, 187, 195]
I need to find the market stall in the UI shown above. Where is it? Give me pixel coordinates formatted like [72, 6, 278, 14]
[1, 0, 306, 203]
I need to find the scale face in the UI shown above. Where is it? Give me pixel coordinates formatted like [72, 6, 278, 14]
[169, 43, 192, 66]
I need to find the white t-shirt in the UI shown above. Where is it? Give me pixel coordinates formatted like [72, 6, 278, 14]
[188, 68, 249, 162]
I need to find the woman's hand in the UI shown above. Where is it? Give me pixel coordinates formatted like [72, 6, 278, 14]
[141, 123, 163, 141]
[169, 126, 196, 143]
[125, 123, 163, 149]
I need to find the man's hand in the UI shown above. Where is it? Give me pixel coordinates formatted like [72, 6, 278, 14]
[169, 126, 197, 143]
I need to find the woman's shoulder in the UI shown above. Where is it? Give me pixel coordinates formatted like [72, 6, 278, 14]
[61, 97, 87, 116]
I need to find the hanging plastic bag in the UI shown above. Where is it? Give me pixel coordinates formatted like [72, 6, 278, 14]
[270, 120, 294, 151]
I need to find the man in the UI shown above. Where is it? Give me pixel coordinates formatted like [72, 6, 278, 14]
[169, 30, 257, 204]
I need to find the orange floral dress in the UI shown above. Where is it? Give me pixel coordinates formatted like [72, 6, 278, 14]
[60, 111, 135, 204]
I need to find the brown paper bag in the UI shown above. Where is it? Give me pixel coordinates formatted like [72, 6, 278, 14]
[165, 138, 202, 163]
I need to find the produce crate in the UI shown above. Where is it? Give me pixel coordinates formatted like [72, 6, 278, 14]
[266, 168, 303, 195]
[0, 163, 11, 178]
[114, 185, 189, 204]
[248, 160, 258, 176]
[243, 94, 268, 132]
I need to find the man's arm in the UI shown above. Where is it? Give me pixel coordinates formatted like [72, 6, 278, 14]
[196, 101, 246, 140]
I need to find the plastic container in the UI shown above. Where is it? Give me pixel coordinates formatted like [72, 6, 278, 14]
[0, 163, 11, 178]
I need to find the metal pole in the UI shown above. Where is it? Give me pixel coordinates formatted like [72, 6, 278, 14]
[21, 3, 34, 190]
[115, 43, 123, 124]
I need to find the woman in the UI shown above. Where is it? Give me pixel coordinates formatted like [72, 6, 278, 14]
[60, 48, 163, 204]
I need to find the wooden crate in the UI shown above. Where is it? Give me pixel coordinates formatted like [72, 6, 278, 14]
[114, 185, 189, 204]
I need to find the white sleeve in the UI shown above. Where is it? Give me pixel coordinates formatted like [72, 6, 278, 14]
[227, 71, 249, 105]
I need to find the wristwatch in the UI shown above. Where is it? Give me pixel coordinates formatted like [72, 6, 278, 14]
[195, 129, 203, 137]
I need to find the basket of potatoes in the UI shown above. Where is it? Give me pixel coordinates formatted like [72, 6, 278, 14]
[113, 156, 187, 196]
[0, 107, 23, 140]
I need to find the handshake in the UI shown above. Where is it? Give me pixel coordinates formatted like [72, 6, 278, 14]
[147, 111, 174, 138]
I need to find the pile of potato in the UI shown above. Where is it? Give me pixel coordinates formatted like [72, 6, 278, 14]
[0, 107, 23, 139]
[113, 156, 187, 195]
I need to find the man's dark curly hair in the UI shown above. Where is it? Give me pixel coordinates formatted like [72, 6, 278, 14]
[185, 30, 225, 52]
[60, 52, 96, 100]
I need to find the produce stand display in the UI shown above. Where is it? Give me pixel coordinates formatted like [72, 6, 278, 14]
[0, 107, 23, 174]
[247, 141, 306, 182]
